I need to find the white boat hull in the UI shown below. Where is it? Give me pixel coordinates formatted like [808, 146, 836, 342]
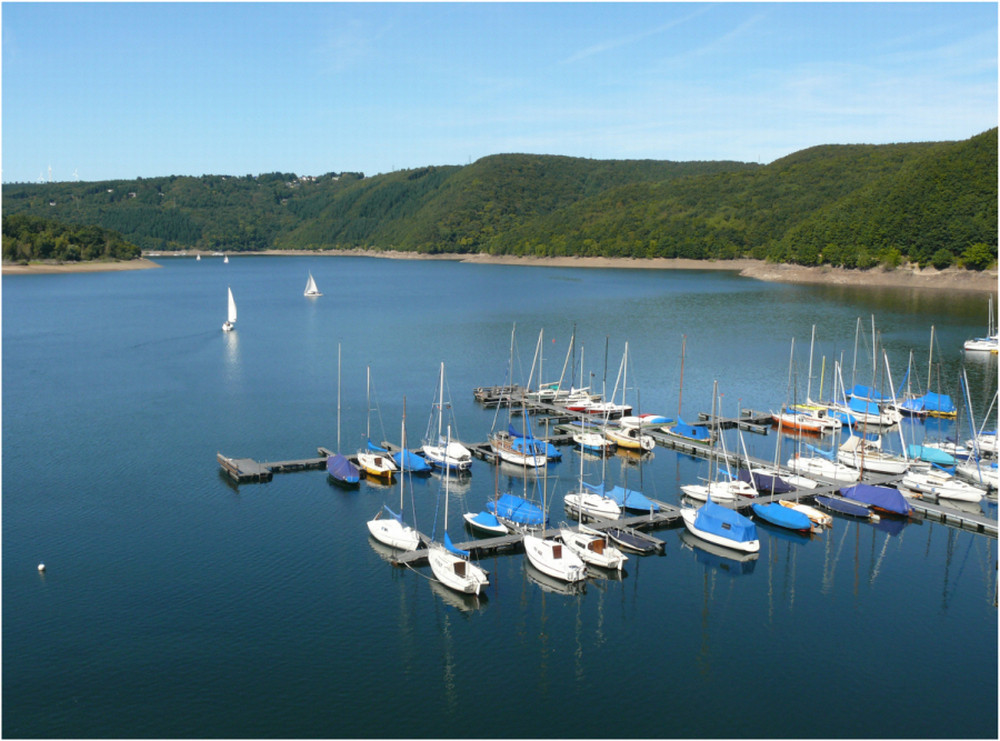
[366, 516, 421, 551]
[428, 544, 489, 595]
[680, 508, 760, 553]
[357, 452, 397, 479]
[422, 441, 473, 471]
[679, 479, 754, 502]
[563, 491, 622, 519]
[786, 454, 860, 482]
[559, 528, 626, 571]
[904, 471, 985, 501]
[523, 533, 587, 582]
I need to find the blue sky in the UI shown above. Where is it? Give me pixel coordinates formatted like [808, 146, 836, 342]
[2, 2, 996, 183]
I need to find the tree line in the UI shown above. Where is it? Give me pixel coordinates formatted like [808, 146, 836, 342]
[2, 131, 995, 270]
[2, 213, 141, 263]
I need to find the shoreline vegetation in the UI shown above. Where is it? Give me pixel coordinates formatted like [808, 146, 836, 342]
[3, 251, 996, 291]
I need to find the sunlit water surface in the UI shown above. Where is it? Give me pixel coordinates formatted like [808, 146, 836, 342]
[3, 256, 997, 738]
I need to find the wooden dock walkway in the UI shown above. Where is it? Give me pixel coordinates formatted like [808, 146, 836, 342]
[217, 447, 336, 483]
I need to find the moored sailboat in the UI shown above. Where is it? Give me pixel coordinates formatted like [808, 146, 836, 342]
[428, 427, 490, 595]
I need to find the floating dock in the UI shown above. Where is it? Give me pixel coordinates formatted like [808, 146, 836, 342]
[217, 447, 335, 483]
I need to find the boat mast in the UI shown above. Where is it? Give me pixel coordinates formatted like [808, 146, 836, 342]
[337, 343, 342, 450]
[437, 361, 445, 443]
[678, 334, 686, 418]
[557, 324, 575, 393]
[882, 350, 908, 461]
[851, 317, 861, 390]
[927, 325, 935, 393]
[806, 325, 815, 403]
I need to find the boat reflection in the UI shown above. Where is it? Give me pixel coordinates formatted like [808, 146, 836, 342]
[524, 561, 587, 596]
[367, 535, 408, 563]
[429, 577, 488, 614]
[679, 529, 758, 576]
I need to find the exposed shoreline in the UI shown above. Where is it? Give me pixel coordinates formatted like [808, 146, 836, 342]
[2, 258, 161, 275]
[3, 251, 996, 292]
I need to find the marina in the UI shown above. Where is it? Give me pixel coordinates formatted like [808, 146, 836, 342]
[6, 256, 996, 739]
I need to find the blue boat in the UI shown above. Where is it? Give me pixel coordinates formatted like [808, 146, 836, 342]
[508, 424, 561, 461]
[839, 483, 912, 517]
[814, 494, 872, 519]
[326, 452, 361, 485]
[582, 481, 660, 513]
[462, 509, 508, 536]
[663, 418, 711, 443]
[921, 391, 957, 417]
[681, 499, 759, 553]
[390, 446, 432, 475]
[848, 384, 886, 402]
[907, 444, 956, 467]
[751, 502, 812, 532]
[487, 492, 547, 530]
[738, 468, 795, 494]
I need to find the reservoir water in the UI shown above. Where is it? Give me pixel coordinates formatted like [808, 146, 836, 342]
[3, 256, 997, 738]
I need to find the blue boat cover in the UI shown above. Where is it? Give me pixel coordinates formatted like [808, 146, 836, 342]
[507, 424, 561, 460]
[829, 409, 857, 426]
[907, 444, 956, 466]
[814, 495, 870, 518]
[751, 502, 811, 531]
[849, 384, 885, 402]
[444, 531, 469, 557]
[804, 444, 836, 461]
[666, 418, 711, 442]
[582, 481, 660, 512]
[847, 397, 882, 416]
[694, 499, 757, 544]
[383, 504, 403, 522]
[391, 448, 432, 474]
[738, 469, 795, 494]
[897, 398, 926, 414]
[839, 484, 912, 516]
[468, 510, 504, 530]
[488, 493, 546, 527]
[921, 392, 956, 415]
[327, 453, 360, 483]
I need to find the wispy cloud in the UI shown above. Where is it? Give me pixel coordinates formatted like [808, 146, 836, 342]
[560, 5, 711, 65]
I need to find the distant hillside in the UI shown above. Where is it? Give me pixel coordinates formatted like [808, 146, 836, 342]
[3, 130, 995, 269]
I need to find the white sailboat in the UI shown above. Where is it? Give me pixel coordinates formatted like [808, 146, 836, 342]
[428, 427, 490, 595]
[304, 272, 322, 297]
[223, 254, 229, 263]
[222, 286, 237, 331]
[366, 404, 421, 551]
[559, 442, 627, 571]
[422, 362, 473, 472]
[523, 422, 588, 584]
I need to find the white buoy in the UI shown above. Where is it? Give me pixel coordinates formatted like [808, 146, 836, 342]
[37, 563, 45, 572]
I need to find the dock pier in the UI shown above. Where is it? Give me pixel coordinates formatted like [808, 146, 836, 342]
[217, 447, 336, 484]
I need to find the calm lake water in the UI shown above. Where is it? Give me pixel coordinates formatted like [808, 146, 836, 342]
[3, 256, 997, 738]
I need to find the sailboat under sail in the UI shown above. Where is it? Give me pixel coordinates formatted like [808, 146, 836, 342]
[222, 286, 237, 332]
[304, 272, 322, 297]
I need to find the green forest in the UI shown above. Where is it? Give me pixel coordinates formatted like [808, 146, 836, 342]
[2, 213, 141, 263]
[3, 129, 996, 270]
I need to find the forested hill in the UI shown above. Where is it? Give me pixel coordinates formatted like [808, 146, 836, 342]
[2, 128, 996, 270]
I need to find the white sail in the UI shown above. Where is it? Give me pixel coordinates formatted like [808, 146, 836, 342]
[304, 272, 322, 297]
[222, 286, 237, 332]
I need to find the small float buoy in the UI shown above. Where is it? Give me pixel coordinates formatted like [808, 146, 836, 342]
[38, 563, 46, 572]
